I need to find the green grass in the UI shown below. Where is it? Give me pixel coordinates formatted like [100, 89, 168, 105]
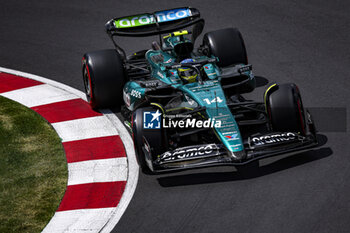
[0, 96, 67, 233]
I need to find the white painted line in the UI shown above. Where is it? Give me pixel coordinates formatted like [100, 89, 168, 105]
[0, 84, 79, 107]
[67, 158, 127, 186]
[52, 116, 119, 142]
[0, 67, 86, 100]
[42, 208, 115, 233]
[100, 110, 139, 233]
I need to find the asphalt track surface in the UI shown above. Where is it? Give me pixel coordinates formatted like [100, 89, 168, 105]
[1, 1, 349, 232]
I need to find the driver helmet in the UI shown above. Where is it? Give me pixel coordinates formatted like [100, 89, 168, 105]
[178, 58, 197, 83]
[178, 68, 197, 84]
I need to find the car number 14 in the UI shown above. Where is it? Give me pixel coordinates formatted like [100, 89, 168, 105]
[203, 97, 223, 105]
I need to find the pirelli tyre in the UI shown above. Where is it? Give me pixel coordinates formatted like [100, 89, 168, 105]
[132, 106, 168, 174]
[265, 83, 307, 135]
[203, 28, 248, 67]
[82, 49, 126, 109]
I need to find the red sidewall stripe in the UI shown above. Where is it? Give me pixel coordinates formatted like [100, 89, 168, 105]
[83, 58, 94, 104]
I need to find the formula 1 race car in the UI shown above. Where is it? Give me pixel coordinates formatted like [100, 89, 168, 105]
[82, 7, 318, 173]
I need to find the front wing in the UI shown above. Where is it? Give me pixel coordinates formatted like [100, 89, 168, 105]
[149, 132, 318, 173]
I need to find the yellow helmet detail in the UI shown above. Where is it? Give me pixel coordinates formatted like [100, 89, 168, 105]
[178, 68, 197, 83]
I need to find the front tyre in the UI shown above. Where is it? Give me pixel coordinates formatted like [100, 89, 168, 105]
[132, 106, 167, 174]
[82, 49, 126, 109]
[265, 83, 306, 135]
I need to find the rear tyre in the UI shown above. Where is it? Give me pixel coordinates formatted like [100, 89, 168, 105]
[82, 49, 126, 109]
[132, 106, 167, 174]
[203, 28, 248, 67]
[265, 83, 306, 135]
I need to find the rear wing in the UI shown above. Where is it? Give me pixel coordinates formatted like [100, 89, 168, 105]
[105, 7, 205, 59]
[105, 7, 203, 37]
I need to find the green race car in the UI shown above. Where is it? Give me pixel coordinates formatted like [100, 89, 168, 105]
[82, 7, 318, 173]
